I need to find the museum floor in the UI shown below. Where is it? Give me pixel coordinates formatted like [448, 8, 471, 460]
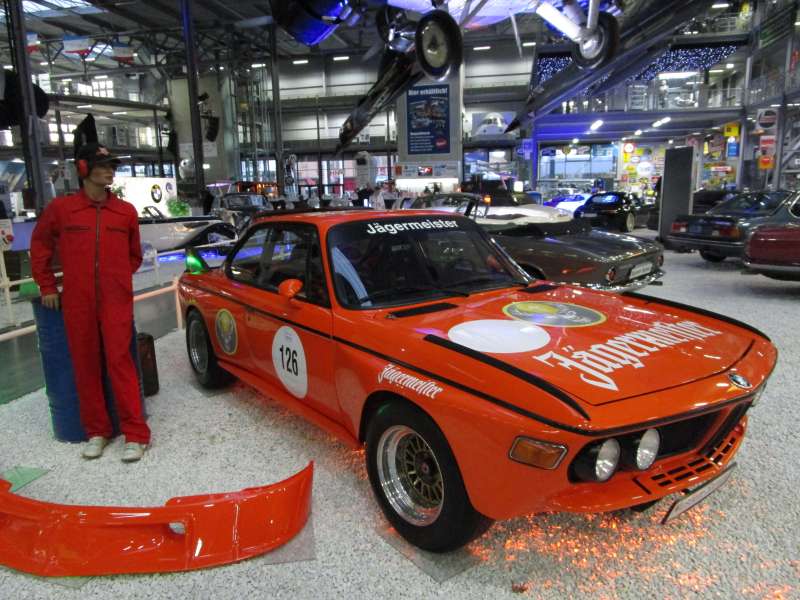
[1, 248, 797, 599]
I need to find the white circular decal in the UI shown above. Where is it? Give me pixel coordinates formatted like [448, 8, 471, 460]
[447, 319, 551, 354]
[271, 326, 308, 398]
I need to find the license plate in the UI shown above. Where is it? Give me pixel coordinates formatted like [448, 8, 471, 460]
[630, 262, 653, 279]
[661, 463, 736, 524]
[582, 212, 597, 218]
[688, 225, 702, 233]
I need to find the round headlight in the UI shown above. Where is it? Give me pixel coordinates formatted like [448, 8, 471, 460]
[595, 438, 621, 482]
[634, 428, 660, 470]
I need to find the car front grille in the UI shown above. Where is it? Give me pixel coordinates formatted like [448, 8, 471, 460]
[646, 425, 742, 490]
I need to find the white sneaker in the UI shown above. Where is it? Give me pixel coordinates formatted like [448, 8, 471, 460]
[121, 442, 147, 463]
[82, 436, 110, 460]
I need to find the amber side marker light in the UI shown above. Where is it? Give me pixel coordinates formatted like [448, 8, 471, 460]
[509, 437, 567, 469]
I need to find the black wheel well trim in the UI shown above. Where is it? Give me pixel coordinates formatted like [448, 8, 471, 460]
[359, 390, 425, 443]
[622, 291, 771, 342]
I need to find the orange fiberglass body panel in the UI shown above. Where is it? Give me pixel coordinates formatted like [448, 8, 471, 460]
[178, 210, 777, 521]
[0, 463, 312, 577]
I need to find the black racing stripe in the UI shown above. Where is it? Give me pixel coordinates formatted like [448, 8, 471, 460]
[181, 280, 332, 340]
[423, 334, 591, 420]
[388, 303, 458, 319]
[623, 291, 771, 342]
[333, 335, 757, 437]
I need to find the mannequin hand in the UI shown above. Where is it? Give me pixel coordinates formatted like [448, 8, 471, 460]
[42, 293, 60, 310]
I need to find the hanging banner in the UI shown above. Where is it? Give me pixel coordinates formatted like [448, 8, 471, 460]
[26, 33, 40, 53]
[112, 42, 134, 64]
[406, 84, 450, 155]
[758, 135, 776, 170]
[63, 36, 92, 57]
[723, 122, 740, 138]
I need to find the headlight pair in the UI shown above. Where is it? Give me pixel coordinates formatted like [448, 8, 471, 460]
[572, 428, 661, 482]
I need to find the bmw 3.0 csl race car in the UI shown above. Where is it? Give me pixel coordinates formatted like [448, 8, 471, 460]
[178, 209, 777, 552]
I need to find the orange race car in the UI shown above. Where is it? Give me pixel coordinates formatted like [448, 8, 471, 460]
[178, 209, 777, 552]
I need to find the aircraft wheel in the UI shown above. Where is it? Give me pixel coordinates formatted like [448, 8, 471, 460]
[571, 12, 619, 70]
[414, 10, 463, 80]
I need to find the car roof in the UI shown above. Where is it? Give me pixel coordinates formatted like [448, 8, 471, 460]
[250, 209, 464, 230]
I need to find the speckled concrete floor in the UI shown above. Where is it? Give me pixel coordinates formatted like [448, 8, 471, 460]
[0, 247, 798, 599]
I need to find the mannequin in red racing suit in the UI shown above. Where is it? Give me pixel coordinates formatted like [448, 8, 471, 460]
[31, 144, 150, 459]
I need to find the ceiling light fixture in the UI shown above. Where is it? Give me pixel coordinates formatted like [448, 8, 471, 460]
[333, 55, 350, 61]
[39, 61, 48, 66]
[589, 119, 603, 131]
[94, 75, 108, 80]
[112, 111, 127, 115]
[292, 58, 309, 65]
[522, 41, 537, 47]
[711, 2, 730, 7]
[572, 138, 579, 144]
[251, 63, 265, 68]
[76, 104, 93, 109]
[726, 63, 734, 69]
[473, 46, 491, 51]
[709, 69, 724, 73]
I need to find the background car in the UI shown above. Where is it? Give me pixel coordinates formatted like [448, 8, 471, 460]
[543, 192, 591, 214]
[138, 205, 237, 252]
[575, 191, 655, 232]
[668, 190, 799, 262]
[410, 194, 664, 292]
[744, 223, 800, 281]
[213, 193, 270, 232]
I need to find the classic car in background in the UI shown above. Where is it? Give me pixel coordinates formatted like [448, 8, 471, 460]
[179, 208, 776, 553]
[138, 206, 237, 252]
[667, 190, 799, 262]
[744, 223, 800, 281]
[543, 192, 591, 214]
[574, 191, 655, 232]
[410, 194, 664, 292]
[213, 193, 271, 232]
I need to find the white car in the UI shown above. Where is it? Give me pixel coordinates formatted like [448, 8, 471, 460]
[408, 192, 572, 222]
[138, 206, 237, 252]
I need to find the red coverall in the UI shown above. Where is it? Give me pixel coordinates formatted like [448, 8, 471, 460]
[31, 189, 151, 444]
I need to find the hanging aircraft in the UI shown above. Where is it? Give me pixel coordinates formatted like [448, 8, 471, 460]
[271, 1, 625, 151]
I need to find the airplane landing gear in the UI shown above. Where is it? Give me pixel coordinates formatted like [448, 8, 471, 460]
[571, 11, 619, 69]
[414, 10, 463, 80]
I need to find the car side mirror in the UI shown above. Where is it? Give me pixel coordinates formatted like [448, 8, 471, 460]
[278, 278, 303, 300]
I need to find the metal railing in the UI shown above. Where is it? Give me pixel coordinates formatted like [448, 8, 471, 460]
[748, 74, 785, 105]
[0, 239, 233, 331]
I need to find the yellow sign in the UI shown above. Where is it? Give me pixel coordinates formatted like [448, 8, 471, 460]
[723, 122, 740, 138]
[759, 155, 775, 170]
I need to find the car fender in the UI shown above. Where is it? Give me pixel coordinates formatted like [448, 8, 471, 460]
[0, 464, 313, 577]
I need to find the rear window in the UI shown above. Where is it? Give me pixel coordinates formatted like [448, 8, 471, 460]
[709, 191, 790, 215]
[588, 193, 623, 204]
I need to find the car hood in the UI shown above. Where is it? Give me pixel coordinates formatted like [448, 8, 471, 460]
[533, 231, 660, 261]
[356, 286, 757, 410]
[477, 205, 572, 223]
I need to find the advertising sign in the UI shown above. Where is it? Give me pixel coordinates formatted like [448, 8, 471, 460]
[758, 135, 776, 170]
[407, 84, 450, 155]
[756, 109, 778, 133]
[0, 219, 13, 252]
[114, 176, 178, 215]
[726, 138, 739, 158]
[723, 122, 740, 138]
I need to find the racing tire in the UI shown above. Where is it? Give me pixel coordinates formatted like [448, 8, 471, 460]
[365, 400, 492, 552]
[621, 212, 636, 232]
[186, 310, 234, 389]
[414, 10, 463, 81]
[570, 11, 619, 70]
[699, 250, 726, 263]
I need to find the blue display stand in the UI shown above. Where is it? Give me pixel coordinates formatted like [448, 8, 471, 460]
[32, 299, 146, 443]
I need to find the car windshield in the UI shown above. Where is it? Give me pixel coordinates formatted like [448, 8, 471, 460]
[708, 191, 790, 215]
[327, 216, 527, 308]
[588, 193, 623, 204]
[226, 195, 265, 209]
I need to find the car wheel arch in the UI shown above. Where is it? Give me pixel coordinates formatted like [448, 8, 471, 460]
[358, 390, 431, 444]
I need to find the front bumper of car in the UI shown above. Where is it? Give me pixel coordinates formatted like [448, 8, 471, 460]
[0, 463, 313, 577]
[581, 268, 665, 293]
[666, 236, 745, 257]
